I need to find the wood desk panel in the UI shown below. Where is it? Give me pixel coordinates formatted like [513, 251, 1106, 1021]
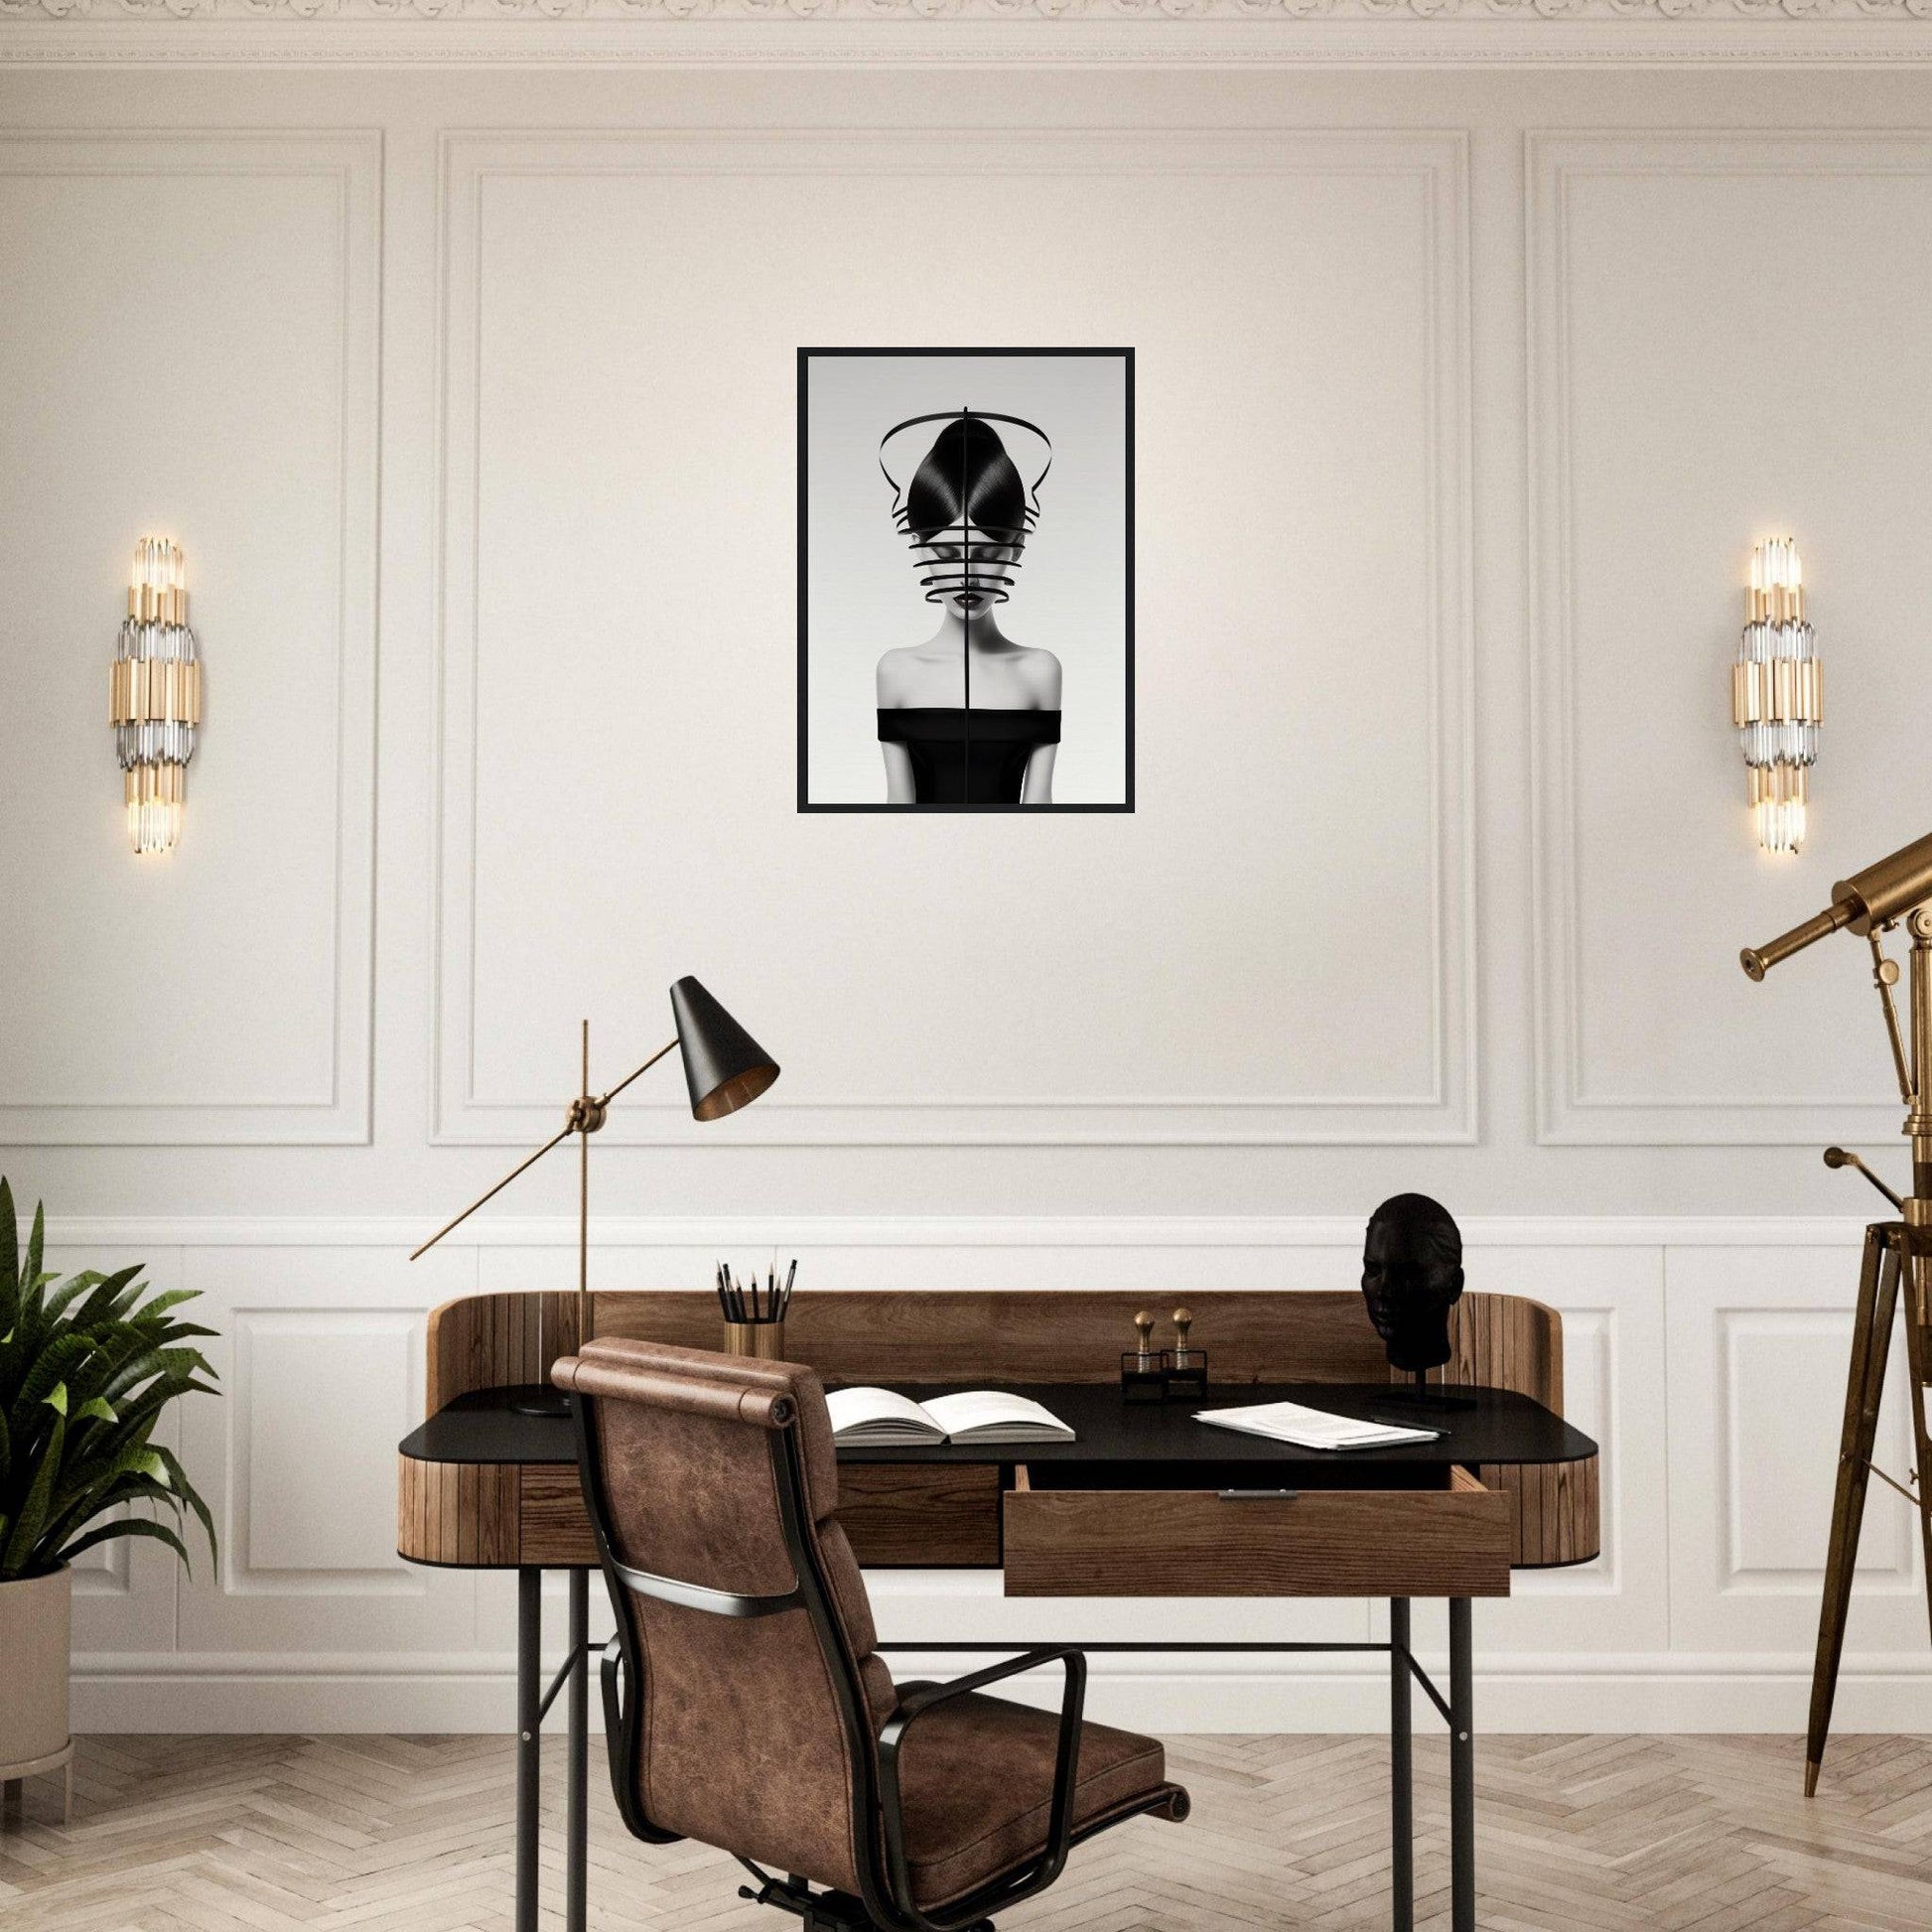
[397, 1449, 1595, 1574]
[520, 1466, 600, 1568]
[589, 1290, 1397, 1388]
[397, 1457, 520, 1568]
[427, 1288, 1562, 1405]
[398, 1458, 1003, 1571]
[1479, 1455, 1599, 1569]
[1004, 1465, 1513, 1598]
[835, 1463, 1002, 1567]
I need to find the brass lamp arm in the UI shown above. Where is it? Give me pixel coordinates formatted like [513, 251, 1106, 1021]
[596, 1036, 678, 1111]
[408, 1035, 678, 1262]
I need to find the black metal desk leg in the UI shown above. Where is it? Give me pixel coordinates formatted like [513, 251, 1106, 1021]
[516, 1568, 541, 1932]
[1449, 1597, 1475, 1932]
[1390, 1598, 1413, 1932]
[568, 1569, 589, 1932]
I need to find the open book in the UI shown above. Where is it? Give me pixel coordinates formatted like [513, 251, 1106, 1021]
[825, 1387, 1075, 1448]
[1195, 1400, 1440, 1451]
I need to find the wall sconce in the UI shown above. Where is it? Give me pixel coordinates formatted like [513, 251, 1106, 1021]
[110, 538, 201, 857]
[1733, 536, 1821, 856]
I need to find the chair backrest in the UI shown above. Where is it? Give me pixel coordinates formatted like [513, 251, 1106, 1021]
[552, 1338, 896, 1895]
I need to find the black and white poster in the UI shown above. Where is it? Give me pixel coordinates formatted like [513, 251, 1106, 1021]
[797, 347, 1134, 812]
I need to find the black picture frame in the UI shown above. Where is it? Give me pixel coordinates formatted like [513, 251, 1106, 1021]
[796, 345, 1135, 814]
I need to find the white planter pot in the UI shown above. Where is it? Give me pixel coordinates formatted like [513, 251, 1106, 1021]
[0, 1565, 72, 1777]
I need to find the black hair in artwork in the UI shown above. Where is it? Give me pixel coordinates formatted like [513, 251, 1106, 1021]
[902, 416, 1030, 545]
[1360, 1193, 1465, 1375]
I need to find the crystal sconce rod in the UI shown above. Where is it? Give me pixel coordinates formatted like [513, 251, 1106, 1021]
[111, 538, 201, 856]
[1733, 536, 1820, 856]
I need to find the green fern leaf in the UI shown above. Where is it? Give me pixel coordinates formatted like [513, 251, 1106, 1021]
[0, 1177, 16, 1327]
[58, 1515, 191, 1573]
[23, 1202, 43, 1315]
[2, 1399, 66, 1577]
[151, 1444, 218, 1566]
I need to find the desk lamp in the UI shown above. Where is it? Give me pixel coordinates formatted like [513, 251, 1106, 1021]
[410, 976, 779, 1415]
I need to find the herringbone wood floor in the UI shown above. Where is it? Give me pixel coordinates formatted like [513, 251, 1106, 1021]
[5, 1732, 1932, 1931]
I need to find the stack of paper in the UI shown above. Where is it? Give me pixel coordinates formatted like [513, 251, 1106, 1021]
[1194, 1401, 1440, 1450]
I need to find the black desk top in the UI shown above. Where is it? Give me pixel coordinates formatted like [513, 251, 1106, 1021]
[400, 1381, 1595, 1472]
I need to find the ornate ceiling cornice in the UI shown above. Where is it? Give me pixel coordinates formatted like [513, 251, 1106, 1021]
[4, 0, 1931, 16]
[4, 0, 1932, 65]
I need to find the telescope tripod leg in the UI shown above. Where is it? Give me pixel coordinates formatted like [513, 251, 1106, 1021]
[1900, 1244, 1932, 1654]
[1806, 1226, 1901, 1796]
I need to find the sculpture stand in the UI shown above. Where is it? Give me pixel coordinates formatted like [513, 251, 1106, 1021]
[1396, 1371, 1478, 1413]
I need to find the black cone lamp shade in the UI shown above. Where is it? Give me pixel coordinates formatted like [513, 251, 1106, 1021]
[671, 976, 780, 1122]
[409, 975, 779, 1420]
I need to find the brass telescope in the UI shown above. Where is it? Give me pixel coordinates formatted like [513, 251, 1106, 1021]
[1741, 826, 1932, 979]
[1740, 824, 1932, 1800]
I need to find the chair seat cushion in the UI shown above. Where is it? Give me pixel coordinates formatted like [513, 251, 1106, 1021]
[891, 1690, 1175, 1908]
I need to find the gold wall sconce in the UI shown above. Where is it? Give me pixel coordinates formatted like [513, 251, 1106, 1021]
[1733, 535, 1821, 856]
[111, 538, 201, 856]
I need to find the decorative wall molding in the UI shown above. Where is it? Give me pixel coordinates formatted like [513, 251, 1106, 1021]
[230, 1308, 425, 1593]
[65, 1651, 1932, 1738]
[0, 131, 381, 1147]
[1662, 1240, 1930, 1656]
[1717, 1306, 1916, 1593]
[42, 1209, 1883, 1249]
[430, 128, 1476, 1149]
[1528, 131, 1932, 1149]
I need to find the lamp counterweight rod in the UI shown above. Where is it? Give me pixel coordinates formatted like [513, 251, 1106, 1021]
[409, 1121, 577, 1261]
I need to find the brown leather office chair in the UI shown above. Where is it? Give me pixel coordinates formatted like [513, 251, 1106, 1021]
[552, 1337, 1188, 1932]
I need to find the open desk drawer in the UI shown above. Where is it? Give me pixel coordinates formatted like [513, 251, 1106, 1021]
[1003, 1462, 1512, 1598]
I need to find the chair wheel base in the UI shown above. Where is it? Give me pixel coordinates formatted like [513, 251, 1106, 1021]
[742, 1875, 992, 1932]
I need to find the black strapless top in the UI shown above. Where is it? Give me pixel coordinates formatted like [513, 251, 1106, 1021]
[878, 707, 1061, 805]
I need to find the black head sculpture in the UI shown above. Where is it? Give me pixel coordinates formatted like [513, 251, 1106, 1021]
[1361, 1193, 1465, 1374]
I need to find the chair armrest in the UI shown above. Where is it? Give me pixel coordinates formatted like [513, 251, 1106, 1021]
[883, 1645, 1085, 1730]
[875, 1648, 1088, 1929]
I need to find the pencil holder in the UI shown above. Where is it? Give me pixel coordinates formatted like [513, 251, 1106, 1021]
[724, 1319, 786, 1360]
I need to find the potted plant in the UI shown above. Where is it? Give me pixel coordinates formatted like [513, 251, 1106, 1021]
[0, 1177, 218, 1797]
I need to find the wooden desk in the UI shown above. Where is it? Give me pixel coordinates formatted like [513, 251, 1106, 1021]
[397, 1290, 1598, 1932]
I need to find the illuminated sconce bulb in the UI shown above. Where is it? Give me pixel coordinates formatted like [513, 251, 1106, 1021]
[1733, 536, 1820, 856]
[110, 538, 201, 856]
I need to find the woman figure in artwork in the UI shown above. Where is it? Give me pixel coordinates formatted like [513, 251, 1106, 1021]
[876, 410, 1061, 805]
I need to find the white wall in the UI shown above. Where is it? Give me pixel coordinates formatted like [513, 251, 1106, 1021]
[8, 47, 1932, 1731]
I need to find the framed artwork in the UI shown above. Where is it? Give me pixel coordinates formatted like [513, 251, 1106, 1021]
[796, 346, 1135, 812]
